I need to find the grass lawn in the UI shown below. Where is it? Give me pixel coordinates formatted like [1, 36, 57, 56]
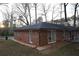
[0, 40, 79, 56]
[0, 40, 41, 56]
[50, 43, 79, 56]
[47, 42, 79, 56]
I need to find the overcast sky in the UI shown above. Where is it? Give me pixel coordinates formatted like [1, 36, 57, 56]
[0, 3, 75, 22]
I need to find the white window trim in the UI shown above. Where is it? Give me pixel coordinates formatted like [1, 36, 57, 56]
[29, 30, 32, 43]
[48, 41, 56, 44]
[48, 31, 56, 44]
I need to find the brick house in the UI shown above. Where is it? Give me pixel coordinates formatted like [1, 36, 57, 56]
[14, 22, 75, 49]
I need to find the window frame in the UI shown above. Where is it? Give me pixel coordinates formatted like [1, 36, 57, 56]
[28, 30, 32, 43]
[48, 30, 56, 44]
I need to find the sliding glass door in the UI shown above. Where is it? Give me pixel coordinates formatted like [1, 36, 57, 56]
[48, 31, 56, 43]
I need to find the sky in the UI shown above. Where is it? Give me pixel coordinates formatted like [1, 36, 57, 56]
[0, 3, 75, 23]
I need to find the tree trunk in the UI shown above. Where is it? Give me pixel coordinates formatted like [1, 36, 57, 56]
[27, 4, 31, 25]
[60, 3, 62, 19]
[34, 3, 37, 24]
[64, 3, 67, 22]
[45, 14, 47, 22]
[24, 15, 29, 25]
[52, 6, 55, 21]
[74, 3, 78, 27]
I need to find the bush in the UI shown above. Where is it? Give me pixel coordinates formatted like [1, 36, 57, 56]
[0, 30, 14, 36]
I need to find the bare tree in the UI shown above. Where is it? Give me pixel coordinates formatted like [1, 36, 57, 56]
[27, 3, 31, 25]
[34, 3, 38, 24]
[41, 4, 51, 22]
[0, 3, 9, 20]
[10, 7, 14, 29]
[2, 20, 9, 28]
[60, 3, 63, 19]
[0, 7, 10, 26]
[0, 3, 8, 6]
[0, 4, 10, 40]
[74, 3, 78, 27]
[51, 4, 63, 24]
[64, 3, 68, 22]
[52, 5, 56, 21]
[0, 4, 15, 28]
[51, 4, 60, 22]
[15, 3, 29, 25]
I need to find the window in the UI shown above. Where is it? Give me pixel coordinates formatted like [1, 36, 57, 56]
[64, 31, 71, 40]
[48, 31, 56, 43]
[29, 30, 32, 43]
[76, 32, 79, 40]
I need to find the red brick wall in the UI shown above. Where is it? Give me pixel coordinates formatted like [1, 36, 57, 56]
[21, 31, 29, 43]
[38, 30, 64, 46]
[14, 30, 40, 46]
[14, 32, 21, 41]
[14, 30, 64, 47]
[14, 31, 29, 43]
[39, 30, 48, 46]
[31, 31, 39, 46]
[56, 30, 64, 42]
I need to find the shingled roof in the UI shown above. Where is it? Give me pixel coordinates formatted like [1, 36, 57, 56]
[15, 22, 74, 31]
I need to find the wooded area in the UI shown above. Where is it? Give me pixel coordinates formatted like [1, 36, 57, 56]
[0, 3, 79, 28]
